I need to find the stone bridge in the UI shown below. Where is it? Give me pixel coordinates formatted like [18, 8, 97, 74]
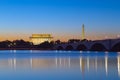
[54, 39, 120, 51]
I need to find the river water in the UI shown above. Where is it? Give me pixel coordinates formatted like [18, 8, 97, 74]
[0, 50, 119, 80]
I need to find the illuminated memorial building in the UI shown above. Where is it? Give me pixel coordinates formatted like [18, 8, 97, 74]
[30, 34, 53, 45]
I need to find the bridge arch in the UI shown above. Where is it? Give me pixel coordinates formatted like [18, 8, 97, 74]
[76, 44, 87, 51]
[65, 45, 74, 50]
[90, 43, 107, 51]
[57, 46, 64, 50]
[111, 42, 120, 51]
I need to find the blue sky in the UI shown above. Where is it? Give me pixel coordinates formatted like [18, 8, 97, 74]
[0, 0, 120, 41]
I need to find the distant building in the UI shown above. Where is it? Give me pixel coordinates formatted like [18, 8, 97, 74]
[30, 34, 53, 45]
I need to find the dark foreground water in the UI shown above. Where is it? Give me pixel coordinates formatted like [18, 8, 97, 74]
[0, 50, 119, 80]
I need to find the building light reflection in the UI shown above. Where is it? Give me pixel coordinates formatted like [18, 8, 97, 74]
[13, 50, 16, 53]
[30, 58, 33, 68]
[105, 56, 108, 75]
[79, 57, 82, 72]
[95, 57, 98, 71]
[13, 58, 16, 70]
[80, 51, 83, 53]
[55, 58, 58, 67]
[8, 59, 13, 68]
[118, 56, 120, 76]
[87, 57, 89, 71]
[68, 57, 70, 68]
[59, 58, 62, 67]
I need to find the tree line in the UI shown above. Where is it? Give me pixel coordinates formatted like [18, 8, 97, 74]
[0, 39, 88, 50]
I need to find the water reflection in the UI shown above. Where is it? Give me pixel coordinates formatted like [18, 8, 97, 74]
[105, 56, 108, 75]
[0, 55, 120, 77]
[116, 56, 119, 77]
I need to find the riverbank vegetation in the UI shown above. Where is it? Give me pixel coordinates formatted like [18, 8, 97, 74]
[0, 39, 119, 52]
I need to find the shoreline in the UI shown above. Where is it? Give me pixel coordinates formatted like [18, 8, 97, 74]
[0, 48, 118, 52]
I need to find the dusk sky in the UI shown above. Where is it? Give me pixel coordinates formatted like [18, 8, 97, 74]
[0, 0, 120, 41]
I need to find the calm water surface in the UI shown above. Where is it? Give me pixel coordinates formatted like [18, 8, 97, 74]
[0, 50, 119, 80]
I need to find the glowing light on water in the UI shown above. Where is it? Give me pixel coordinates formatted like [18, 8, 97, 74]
[8, 59, 13, 68]
[105, 51, 109, 54]
[105, 56, 108, 75]
[79, 57, 82, 72]
[68, 57, 70, 68]
[55, 50, 58, 53]
[13, 58, 16, 70]
[87, 57, 89, 71]
[30, 58, 33, 68]
[95, 57, 98, 71]
[79, 51, 83, 53]
[59, 58, 62, 67]
[117, 52, 120, 54]
[13, 50, 16, 53]
[30, 50, 33, 53]
[117, 56, 120, 77]
[55, 58, 58, 67]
